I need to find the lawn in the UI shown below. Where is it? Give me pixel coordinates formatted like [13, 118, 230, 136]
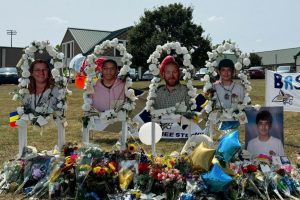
[0, 79, 299, 168]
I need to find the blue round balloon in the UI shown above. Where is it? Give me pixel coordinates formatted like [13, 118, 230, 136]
[201, 164, 233, 192]
[216, 130, 241, 162]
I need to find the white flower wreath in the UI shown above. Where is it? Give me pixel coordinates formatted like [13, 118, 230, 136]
[145, 41, 197, 118]
[203, 40, 252, 124]
[82, 38, 137, 126]
[13, 40, 68, 126]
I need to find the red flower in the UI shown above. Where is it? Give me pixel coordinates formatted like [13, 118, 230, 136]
[242, 164, 257, 173]
[138, 163, 150, 174]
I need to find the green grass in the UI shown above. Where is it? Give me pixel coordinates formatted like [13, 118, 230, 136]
[0, 79, 299, 167]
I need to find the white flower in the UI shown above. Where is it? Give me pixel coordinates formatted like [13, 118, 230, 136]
[211, 61, 217, 67]
[149, 64, 157, 71]
[203, 74, 210, 82]
[22, 71, 30, 78]
[217, 45, 224, 53]
[243, 58, 251, 66]
[56, 52, 64, 60]
[205, 62, 212, 68]
[125, 89, 135, 98]
[245, 85, 252, 92]
[183, 59, 191, 66]
[182, 47, 188, 54]
[235, 62, 242, 70]
[28, 45, 37, 53]
[224, 42, 231, 51]
[22, 54, 28, 60]
[17, 107, 24, 115]
[183, 54, 191, 60]
[207, 52, 214, 59]
[152, 68, 160, 76]
[51, 68, 60, 77]
[54, 62, 63, 69]
[20, 79, 29, 87]
[243, 96, 251, 104]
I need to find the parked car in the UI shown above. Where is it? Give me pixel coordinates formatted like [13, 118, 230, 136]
[129, 68, 139, 81]
[247, 66, 265, 79]
[0, 67, 19, 84]
[142, 70, 154, 80]
[193, 68, 208, 80]
[276, 66, 291, 73]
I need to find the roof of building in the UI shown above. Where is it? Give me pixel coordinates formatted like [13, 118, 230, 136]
[83, 26, 132, 55]
[254, 47, 300, 65]
[68, 28, 111, 54]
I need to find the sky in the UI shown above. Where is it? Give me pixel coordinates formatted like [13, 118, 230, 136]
[0, 0, 299, 53]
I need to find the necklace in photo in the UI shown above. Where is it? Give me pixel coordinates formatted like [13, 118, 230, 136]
[221, 82, 235, 100]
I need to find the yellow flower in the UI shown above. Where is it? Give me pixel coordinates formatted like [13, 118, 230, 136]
[79, 164, 92, 171]
[128, 144, 137, 153]
[93, 166, 102, 174]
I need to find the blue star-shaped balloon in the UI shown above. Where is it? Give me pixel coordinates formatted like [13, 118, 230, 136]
[216, 130, 241, 162]
[201, 164, 233, 192]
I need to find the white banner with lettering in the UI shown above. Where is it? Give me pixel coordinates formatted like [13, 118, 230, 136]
[134, 110, 208, 139]
[265, 70, 300, 112]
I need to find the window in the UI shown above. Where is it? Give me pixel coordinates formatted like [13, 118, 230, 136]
[62, 41, 74, 66]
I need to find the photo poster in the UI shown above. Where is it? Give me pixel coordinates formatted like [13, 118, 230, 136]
[244, 106, 284, 150]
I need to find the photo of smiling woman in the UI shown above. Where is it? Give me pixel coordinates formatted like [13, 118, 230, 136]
[245, 107, 284, 159]
[23, 59, 59, 120]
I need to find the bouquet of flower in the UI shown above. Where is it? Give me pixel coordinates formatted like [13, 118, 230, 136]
[150, 167, 185, 200]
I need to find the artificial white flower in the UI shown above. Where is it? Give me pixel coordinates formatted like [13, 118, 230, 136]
[217, 45, 224, 53]
[54, 62, 63, 69]
[28, 45, 37, 53]
[22, 54, 28, 60]
[207, 52, 214, 59]
[149, 64, 157, 71]
[235, 62, 242, 70]
[20, 79, 29, 87]
[224, 42, 231, 51]
[51, 68, 60, 77]
[22, 71, 30, 78]
[152, 68, 160, 76]
[56, 52, 64, 60]
[243, 58, 251, 66]
[203, 74, 210, 82]
[243, 96, 251, 104]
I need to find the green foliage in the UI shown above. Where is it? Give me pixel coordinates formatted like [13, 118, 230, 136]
[249, 53, 262, 67]
[127, 3, 212, 70]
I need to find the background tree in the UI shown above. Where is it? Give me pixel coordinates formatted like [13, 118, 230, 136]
[249, 53, 262, 67]
[127, 3, 212, 71]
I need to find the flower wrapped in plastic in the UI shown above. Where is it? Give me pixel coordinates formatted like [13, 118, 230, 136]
[0, 159, 25, 193]
[14, 155, 52, 195]
[118, 160, 138, 191]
